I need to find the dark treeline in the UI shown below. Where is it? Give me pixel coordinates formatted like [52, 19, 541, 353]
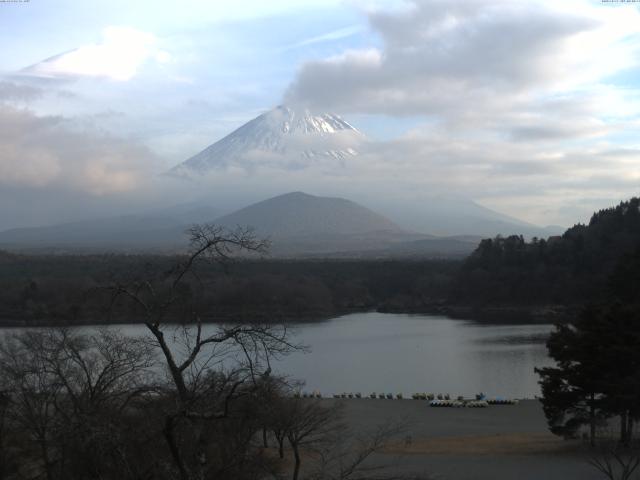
[0, 250, 459, 326]
[451, 197, 640, 307]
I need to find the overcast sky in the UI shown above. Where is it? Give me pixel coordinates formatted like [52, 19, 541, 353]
[1, 0, 639, 229]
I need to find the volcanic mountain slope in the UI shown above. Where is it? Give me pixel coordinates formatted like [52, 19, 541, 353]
[215, 191, 402, 238]
[212, 192, 479, 256]
[169, 105, 364, 175]
[379, 195, 564, 238]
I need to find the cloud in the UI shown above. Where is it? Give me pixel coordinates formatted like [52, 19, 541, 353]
[0, 106, 160, 195]
[23, 26, 169, 81]
[274, 0, 640, 225]
[0, 82, 43, 102]
[285, 0, 640, 118]
[165, 122, 637, 228]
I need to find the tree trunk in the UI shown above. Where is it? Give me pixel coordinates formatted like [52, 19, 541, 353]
[149, 327, 189, 401]
[621, 411, 629, 446]
[589, 394, 596, 447]
[262, 427, 268, 448]
[39, 441, 54, 480]
[278, 437, 284, 459]
[163, 416, 190, 480]
[292, 443, 301, 480]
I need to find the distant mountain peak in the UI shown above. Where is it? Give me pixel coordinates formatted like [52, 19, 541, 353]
[278, 191, 313, 199]
[169, 106, 364, 175]
[215, 191, 404, 239]
[268, 105, 360, 135]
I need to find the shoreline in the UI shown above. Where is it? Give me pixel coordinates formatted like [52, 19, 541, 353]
[0, 302, 577, 328]
[380, 303, 577, 324]
[0, 303, 574, 328]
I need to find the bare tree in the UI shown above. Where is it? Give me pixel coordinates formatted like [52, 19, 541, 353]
[0, 328, 156, 480]
[36, 328, 155, 414]
[268, 390, 292, 459]
[283, 398, 344, 480]
[267, 394, 409, 480]
[0, 391, 13, 480]
[107, 224, 299, 480]
[586, 425, 640, 480]
[0, 331, 65, 480]
[588, 443, 640, 480]
[254, 371, 292, 451]
[310, 420, 408, 480]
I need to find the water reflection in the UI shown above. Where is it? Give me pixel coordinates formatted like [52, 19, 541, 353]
[474, 333, 550, 345]
[273, 312, 553, 398]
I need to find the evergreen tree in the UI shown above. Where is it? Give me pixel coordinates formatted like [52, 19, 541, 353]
[536, 306, 605, 445]
[537, 302, 640, 445]
[595, 304, 640, 445]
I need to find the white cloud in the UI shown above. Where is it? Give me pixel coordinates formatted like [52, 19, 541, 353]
[275, 0, 640, 225]
[163, 123, 638, 227]
[0, 81, 42, 102]
[24, 26, 168, 81]
[285, 0, 640, 118]
[0, 106, 159, 195]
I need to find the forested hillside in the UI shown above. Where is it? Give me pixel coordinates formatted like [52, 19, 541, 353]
[452, 197, 640, 306]
[0, 253, 458, 326]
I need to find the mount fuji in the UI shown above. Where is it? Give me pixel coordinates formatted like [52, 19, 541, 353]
[169, 105, 364, 175]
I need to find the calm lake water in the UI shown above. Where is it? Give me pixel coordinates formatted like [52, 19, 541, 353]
[274, 312, 554, 399]
[3, 312, 554, 398]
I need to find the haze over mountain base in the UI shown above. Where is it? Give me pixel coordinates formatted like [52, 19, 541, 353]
[0, 191, 560, 257]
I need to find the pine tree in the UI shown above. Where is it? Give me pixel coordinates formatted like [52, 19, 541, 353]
[537, 303, 640, 445]
[536, 306, 605, 445]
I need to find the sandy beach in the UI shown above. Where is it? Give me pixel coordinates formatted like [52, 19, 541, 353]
[323, 399, 602, 480]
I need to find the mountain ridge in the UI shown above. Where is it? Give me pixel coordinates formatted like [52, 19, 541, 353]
[215, 191, 408, 238]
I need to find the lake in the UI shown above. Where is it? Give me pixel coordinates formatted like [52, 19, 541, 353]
[274, 312, 554, 399]
[2, 312, 555, 398]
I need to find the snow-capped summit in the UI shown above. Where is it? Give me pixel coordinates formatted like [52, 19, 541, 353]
[169, 105, 364, 175]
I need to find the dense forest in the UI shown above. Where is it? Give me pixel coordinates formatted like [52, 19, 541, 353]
[450, 197, 640, 308]
[1, 197, 639, 326]
[0, 252, 459, 326]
